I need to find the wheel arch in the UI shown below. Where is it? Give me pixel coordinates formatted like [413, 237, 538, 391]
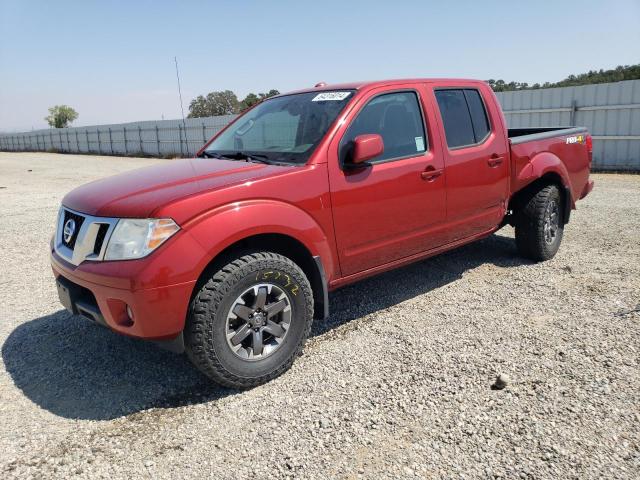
[182, 199, 337, 322]
[191, 232, 329, 322]
[508, 172, 572, 226]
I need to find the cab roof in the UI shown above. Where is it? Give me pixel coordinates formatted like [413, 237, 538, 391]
[283, 78, 488, 96]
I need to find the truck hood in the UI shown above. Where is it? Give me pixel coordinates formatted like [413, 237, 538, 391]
[62, 158, 284, 218]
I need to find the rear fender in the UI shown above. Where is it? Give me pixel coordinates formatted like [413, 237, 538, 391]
[185, 199, 337, 285]
[513, 152, 574, 224]
[517, 152, 574, 205]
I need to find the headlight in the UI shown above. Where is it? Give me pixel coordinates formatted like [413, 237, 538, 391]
[104, 218, 180, 260]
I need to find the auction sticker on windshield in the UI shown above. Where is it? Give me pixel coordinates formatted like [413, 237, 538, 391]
[312, 92, 351, 102]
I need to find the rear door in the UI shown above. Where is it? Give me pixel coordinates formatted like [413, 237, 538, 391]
[327, 86, 447, 276]
[431, 85, 509, 241]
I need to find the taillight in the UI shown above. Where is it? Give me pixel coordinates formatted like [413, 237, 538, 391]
[586, 134, 593, 167]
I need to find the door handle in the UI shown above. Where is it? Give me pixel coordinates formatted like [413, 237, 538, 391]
[487, 154, 504, 167]
[420, 168, 443, 181]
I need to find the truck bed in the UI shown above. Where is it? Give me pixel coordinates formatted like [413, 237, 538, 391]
[508, 126, 592, 205]
[508, 126, 588, 145]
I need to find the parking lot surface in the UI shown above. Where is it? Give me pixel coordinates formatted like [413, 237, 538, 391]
[0, 152, 638, 479]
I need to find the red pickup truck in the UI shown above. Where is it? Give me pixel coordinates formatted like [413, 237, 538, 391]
[52, 78, 594, 388]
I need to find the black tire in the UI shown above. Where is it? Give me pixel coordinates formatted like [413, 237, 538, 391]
[185, 251, 313, 389]
[515, 184, 564, 262]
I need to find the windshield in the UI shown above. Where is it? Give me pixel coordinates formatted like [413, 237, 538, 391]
[203, 90, 354, 165]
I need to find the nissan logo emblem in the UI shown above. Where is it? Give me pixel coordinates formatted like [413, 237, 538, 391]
[63, 218, 76, 244]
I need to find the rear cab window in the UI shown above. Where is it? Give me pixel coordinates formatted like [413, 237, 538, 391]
[340, 91, 427, 164]
[435, 88, 491, 149]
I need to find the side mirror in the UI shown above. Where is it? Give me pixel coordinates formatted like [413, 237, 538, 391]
[351, 134, 384, 165]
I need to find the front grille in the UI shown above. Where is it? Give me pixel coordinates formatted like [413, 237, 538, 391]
[61, 210, 85, 249]
[55, 208, 118, 266]
[93, 223, 110, 255]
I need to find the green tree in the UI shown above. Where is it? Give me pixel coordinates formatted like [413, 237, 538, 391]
[189, 89, 281, 117]
[239, 89, 281, 112]
[188, 90, 239, 118]
[239, 93, 260, 111]
[45, 105, 78, 128]
[259, 89, 280, 100]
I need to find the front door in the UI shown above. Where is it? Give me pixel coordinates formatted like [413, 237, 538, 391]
[328, 87, 447, 276]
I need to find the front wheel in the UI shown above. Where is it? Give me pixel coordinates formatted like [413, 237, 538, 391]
[515, 184, 564, 262]
[185, 251, 313, 389]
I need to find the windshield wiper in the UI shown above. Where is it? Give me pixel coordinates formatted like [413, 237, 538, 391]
[199, 151, 225, 159]
[242, 153, 273, 165]
[200, 150, 286, 165]
[223, 151, 274, 164]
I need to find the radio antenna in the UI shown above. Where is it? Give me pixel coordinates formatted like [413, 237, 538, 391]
[174, 56, 188, 155]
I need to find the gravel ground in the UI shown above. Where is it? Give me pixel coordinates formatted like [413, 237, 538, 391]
[0, 152, 638, 479]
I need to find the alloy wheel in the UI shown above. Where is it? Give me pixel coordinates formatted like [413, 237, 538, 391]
[543, 200, 560, 245]
[225, 283, 292, 360]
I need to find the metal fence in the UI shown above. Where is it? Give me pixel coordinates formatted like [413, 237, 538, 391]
[496, 79, 640, 171]
[0, 115, 237, 157]
[1, 79, 639, 170]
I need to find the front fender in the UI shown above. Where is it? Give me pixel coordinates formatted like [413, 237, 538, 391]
[184, 199, 337, 281]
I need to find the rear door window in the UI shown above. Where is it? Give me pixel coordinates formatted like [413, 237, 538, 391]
[435, 88, 491, 148]
[463, 89, 490, 142]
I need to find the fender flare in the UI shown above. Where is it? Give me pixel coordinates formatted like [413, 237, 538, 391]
[184, 199, 336, 317]
[516, 152, 574, 223]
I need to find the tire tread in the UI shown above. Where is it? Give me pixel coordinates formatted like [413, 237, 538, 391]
[185, 251, 313, 389]
[515, 184, 564, 262]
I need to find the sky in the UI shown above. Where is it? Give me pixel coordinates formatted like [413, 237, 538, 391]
[1, 0, 639, 132]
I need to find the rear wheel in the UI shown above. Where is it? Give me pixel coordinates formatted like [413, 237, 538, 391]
[185, 251, 313, 389]
[515, 184, 564, 261]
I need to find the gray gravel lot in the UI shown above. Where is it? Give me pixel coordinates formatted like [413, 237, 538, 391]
[0, 152, 638, 479]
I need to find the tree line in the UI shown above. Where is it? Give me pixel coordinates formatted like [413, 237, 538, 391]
[187, 89, 280, 118]
[487, 64, 639, 92]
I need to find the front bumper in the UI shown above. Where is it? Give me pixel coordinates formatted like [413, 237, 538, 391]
[51, 245, 198, 343]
